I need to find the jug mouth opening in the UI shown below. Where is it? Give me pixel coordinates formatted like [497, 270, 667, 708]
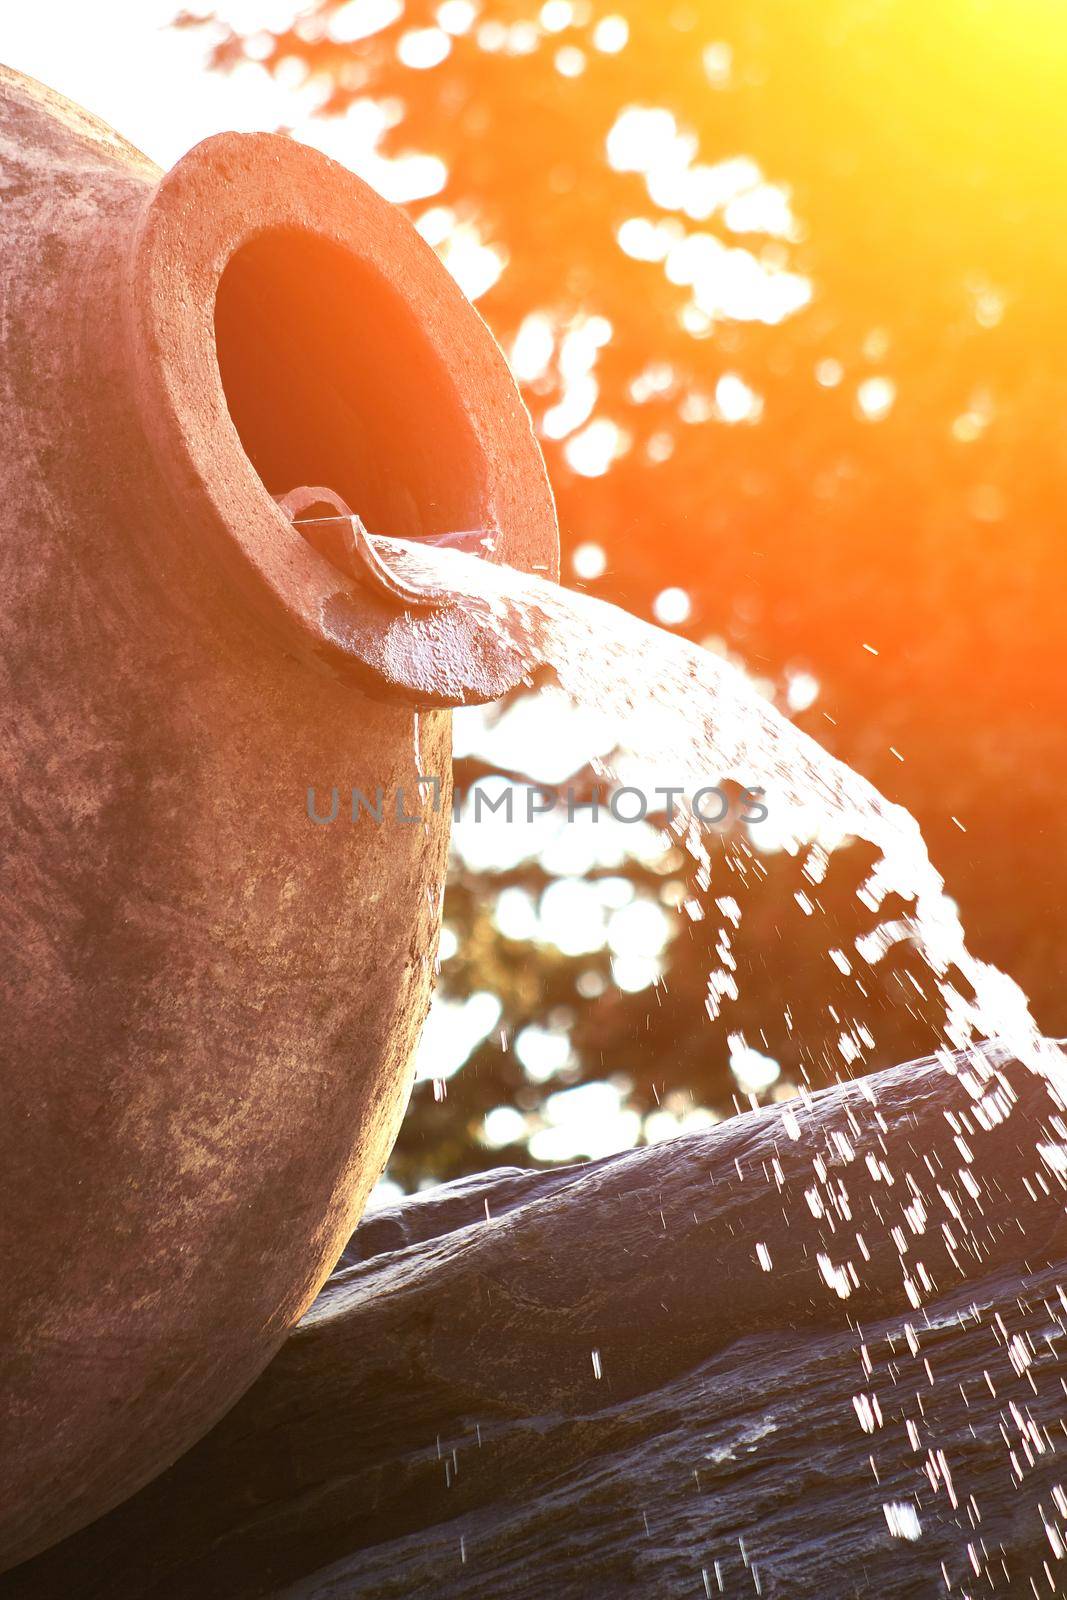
[212, 227, 484, 549]
[126, 131, 558, 705]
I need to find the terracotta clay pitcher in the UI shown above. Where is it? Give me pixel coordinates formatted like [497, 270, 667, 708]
[0, 65, 557, 1570]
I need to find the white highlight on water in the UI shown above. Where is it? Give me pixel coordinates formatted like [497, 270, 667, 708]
[383, 535, 1065, 1097]
[381, 535, 1067, 1579]
[884, 1501, 923, 1542]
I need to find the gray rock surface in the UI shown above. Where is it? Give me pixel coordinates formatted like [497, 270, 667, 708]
[7, 1046, 1067, 1597]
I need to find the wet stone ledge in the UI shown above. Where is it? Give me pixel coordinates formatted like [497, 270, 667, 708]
[6, 1045, 1067, 1599]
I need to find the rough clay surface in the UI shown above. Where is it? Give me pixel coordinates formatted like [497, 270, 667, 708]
[0, 66, 554, 1569]
[8, 1048, 1067, 1597]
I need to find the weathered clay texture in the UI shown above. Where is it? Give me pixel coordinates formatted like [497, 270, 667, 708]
[7, 1049, 1067, 1597]
[0, 66, 556, 1569]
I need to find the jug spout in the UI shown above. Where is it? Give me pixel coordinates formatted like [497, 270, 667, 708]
[277, 485, 554, 701]
[276, 486, 496, 613]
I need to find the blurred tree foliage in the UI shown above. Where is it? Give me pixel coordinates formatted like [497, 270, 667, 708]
[185, 0, 1067, 1184]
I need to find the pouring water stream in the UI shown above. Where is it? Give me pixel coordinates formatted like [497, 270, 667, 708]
[383, 532, 1066, 1108]
[374, 534, 1067, 1576]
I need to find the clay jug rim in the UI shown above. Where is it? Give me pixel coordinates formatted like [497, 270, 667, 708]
[124, 129, 558, 706]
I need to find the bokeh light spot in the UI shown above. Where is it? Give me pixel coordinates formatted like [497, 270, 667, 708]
[855, 375, 896, 422]
[397, 27, 452, 68]
[653, 586, 692, 625]
[572, 541, 607, 580]
[593, 15, 629, 52]
[328, 0, 402, 43]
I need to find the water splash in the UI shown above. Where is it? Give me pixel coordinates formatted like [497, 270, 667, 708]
[381, 534, 1065, 1100]
[379, 537, 1066, 1589]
